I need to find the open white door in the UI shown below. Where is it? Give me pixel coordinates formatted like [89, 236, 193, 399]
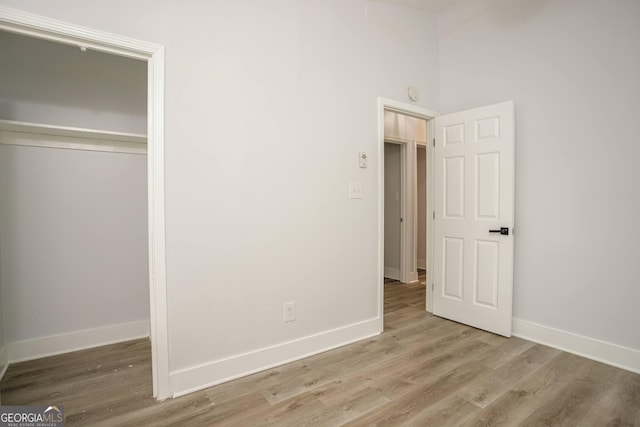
[433, 101, 515, 337]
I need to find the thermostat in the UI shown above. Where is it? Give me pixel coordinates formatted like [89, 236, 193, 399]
[359, 152, 368, 168]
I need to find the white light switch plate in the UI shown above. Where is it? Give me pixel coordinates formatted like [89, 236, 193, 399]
[349, 182, 364, 199]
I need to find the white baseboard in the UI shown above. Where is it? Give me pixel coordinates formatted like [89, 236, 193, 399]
[417, 259, 426, 270]
[384, 267, 400, 280]
[8, 320, 150, 363]
[170, 317, 381, 398]
[512, 318, 640, 374]
[0, 343, 8, 382]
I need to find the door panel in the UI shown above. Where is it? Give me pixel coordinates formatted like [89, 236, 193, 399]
[433, 101, 515, 337]
[444, 156, 465, 218]
[443, 237, 464, 300]
[476, 153, 499, 219]
[474, 239, 499, 308]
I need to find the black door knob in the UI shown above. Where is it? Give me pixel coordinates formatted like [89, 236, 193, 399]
[489, 227, 509, 235]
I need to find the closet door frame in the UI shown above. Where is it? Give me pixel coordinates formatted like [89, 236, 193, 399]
[0, 6, 170, 400]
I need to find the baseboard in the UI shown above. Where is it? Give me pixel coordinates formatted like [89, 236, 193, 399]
[408, 271, 419, 283]
[0, 343, 8, 382]
[384, 267, 400, 280]
[8, 320, 150, 363]
[417, 259, 426, 270]
[170, 317, 381, 398]
[512, 318, 640, 374]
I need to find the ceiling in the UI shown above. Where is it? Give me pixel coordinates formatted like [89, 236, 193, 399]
[373, 0, 459, 14]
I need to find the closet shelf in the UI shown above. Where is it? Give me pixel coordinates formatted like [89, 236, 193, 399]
[0, 119, 147, 143]
[0, 119, 147, 155]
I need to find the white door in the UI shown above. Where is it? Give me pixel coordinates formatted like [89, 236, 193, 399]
[433, 101, 515, 337]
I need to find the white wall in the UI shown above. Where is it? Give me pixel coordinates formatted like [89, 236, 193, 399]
[0, 0, 441, 393]
[438, 0, 640, 350]
[0, 31, 147, 134]
[384, 143, 402, 277]
[0, 144, 149, 343]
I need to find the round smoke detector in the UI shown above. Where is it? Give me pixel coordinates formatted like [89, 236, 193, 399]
[407, 86, 418, 102]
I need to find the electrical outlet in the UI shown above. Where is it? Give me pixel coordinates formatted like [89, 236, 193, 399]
[283, 302, 296, 322]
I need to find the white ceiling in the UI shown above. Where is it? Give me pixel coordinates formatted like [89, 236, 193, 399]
[373, 0, 459, 14]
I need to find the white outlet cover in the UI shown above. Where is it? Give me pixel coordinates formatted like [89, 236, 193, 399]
[284, 302, 296, 322]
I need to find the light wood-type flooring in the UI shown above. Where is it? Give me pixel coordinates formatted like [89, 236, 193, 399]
[2, 274, 639, 426]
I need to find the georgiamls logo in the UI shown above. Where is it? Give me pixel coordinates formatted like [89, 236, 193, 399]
[0, 405, 64, 426]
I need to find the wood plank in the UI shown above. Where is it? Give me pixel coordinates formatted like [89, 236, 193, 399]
[399, 395, 478, 427]
[518, 358, 631, 427]
[458, 344, 561, 408]
[286, 386, 390, 426]
[345, 359, 492, 426]
[583, 369, 640, 426]
[459, 352, 599, 427]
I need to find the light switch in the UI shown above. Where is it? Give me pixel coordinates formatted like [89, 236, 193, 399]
[349, 182, 364, 199]
[359, 152, 368, 168]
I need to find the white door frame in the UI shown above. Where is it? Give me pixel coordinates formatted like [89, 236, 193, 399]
[0, 6, 171, 400]
[415, 142, 428, 274]
[382, 139, 407, 283]
[378, 97, 438, 325]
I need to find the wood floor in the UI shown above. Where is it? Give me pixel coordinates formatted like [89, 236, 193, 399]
[2, 277, 639, 426]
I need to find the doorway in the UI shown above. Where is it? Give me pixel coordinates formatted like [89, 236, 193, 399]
[0, 7, 169, 399]
[378, 98, 438, 330]
[382, 136, 428, 330]
[382, 109, 428, 285]
[383, 142, 403, 282]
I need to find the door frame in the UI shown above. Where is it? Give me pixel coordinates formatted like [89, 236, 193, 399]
[415, 142, 428, 275]
[0, 6, 171, 399]
[378, 97, 438, 325]
[382, 140, 406, 283]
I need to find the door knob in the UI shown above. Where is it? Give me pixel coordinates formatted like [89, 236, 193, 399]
[489, 227, 509, 235]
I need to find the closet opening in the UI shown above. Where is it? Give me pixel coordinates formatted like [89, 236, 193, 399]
[0, 11, 168, 399]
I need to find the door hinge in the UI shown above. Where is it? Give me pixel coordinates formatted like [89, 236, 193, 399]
[432, 211, 435, 220]
[400, 217, 403, 223]
[432, 138, 435, 147]
[431, 283, 434, 291]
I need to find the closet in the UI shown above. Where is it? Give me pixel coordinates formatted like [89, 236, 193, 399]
[0, 30, 150, 363]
